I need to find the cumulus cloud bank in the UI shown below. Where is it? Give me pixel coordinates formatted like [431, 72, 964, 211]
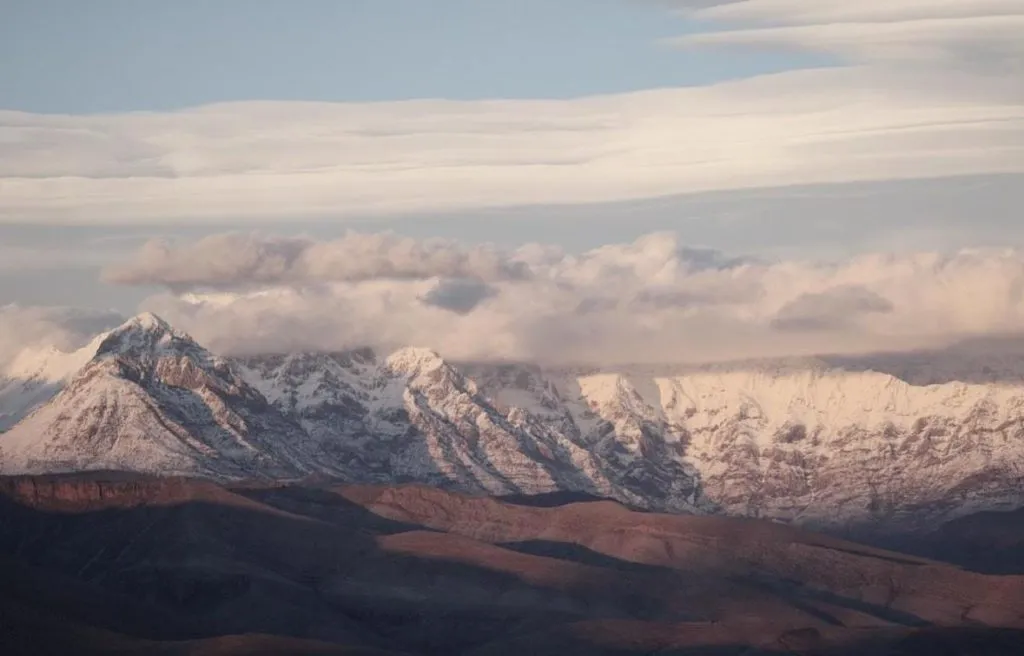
[102, 231, 1024, 365]
[102, 232, 528, 290]
[1, 1, 1021, 223]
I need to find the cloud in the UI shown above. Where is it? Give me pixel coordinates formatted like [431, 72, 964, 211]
[103, 231, 1024, 365]
[678, 17, 1024, 66]
[421, 279, 498, 315]
[2, 85, 1019, 224]
[674, 0, 1024, 25]
[0, 305, 124, 369]
[1, 0, 1021, 225]
[102, 231, 530, 290]
[667, 1, 1024, 72]
[771, 285, 894, 331]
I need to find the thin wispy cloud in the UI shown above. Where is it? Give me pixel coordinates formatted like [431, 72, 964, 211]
[669, 0, 1024, 71]
[1, 1, 1020, 224]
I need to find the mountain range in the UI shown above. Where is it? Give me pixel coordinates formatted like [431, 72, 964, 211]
[3, 312, 1024, 535]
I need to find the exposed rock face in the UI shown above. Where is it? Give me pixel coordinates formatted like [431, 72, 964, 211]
[0, 473, 231, 512]
[4, 313, 1024, 532]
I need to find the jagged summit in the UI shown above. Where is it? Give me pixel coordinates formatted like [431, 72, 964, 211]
[95, 312, 197, 359]
[128, 311, 170, 331]
[383, 347, 447, 377]
[108, 311, 177, 338]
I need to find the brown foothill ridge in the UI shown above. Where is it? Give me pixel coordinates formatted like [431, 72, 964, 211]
[3, 473, 1024, 655]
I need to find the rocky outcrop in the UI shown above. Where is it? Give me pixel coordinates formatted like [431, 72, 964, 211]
[0, 473, 220, 511]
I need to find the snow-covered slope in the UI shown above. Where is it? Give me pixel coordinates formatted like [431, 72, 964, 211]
[0, 333, 108, 431]
[613, 363, 1024, 528]
[240, 350, 1024, 528]
[0, 314, 328, 480]
[4, 313, 1024, 530]
[462, 360, 1024, 528]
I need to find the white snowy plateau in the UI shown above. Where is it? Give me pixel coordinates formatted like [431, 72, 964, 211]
[2, 312, 1023, 533]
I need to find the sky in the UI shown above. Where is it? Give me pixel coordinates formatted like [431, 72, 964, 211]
[1, 0, 1023, 366]
[1, 0, 818, 113]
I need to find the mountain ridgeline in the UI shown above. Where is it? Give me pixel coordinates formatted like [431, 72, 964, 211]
[2, 312, 1024, 534]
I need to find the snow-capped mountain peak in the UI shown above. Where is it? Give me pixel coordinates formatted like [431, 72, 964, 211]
[0, 312, 327, 480]
[123, 310, 171, 333]
[4, 314, 1024, 532]
[95, 312, 198, 359]
[383, 347, 447, 378]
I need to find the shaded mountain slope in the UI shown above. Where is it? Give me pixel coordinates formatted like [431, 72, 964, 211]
[882, 505, 1024, 575]
[3, 473, 1024, 654]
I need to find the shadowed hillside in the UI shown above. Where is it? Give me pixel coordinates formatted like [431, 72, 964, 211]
[2, 473, 1024, 655]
